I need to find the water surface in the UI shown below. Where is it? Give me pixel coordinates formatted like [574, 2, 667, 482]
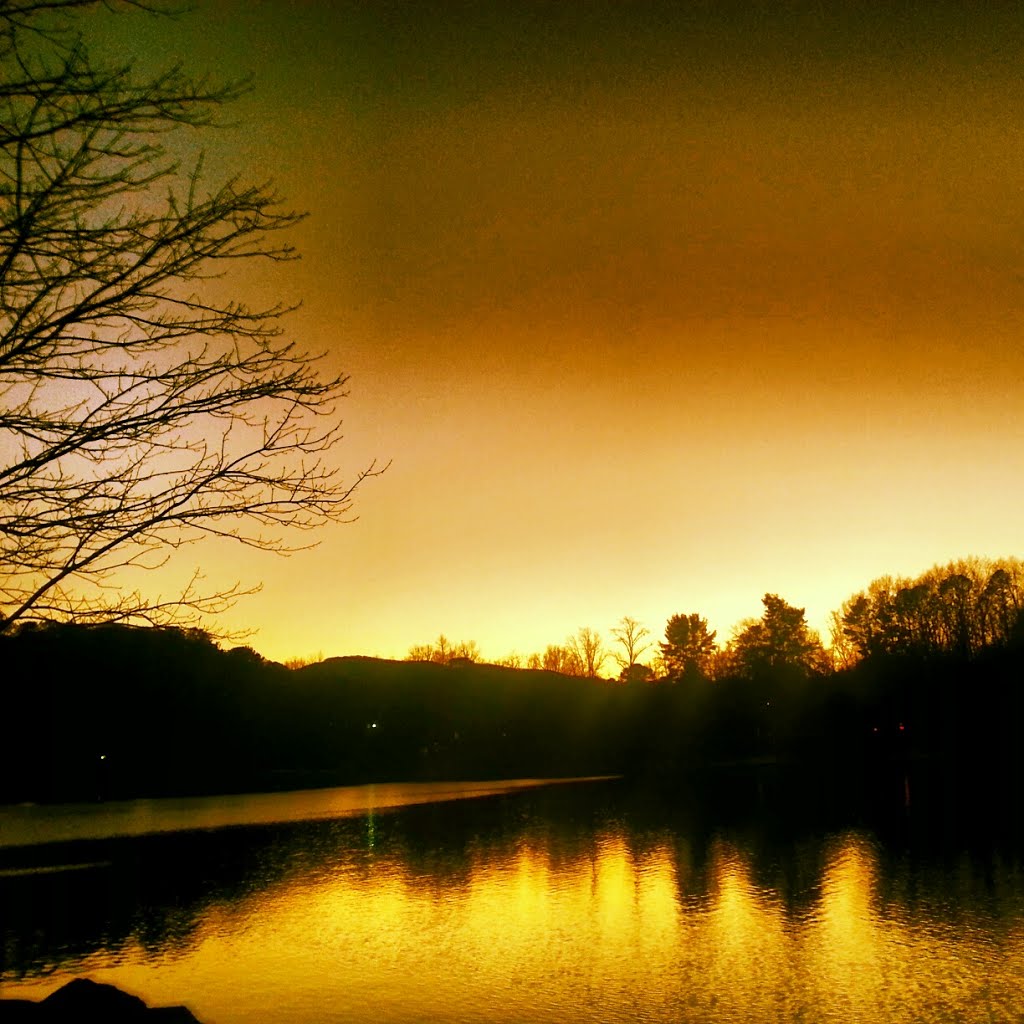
[0, 777, 600, 848]
[2, 773, 1023, 1023]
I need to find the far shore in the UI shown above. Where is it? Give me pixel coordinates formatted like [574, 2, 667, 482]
[0, 775, 621, 850]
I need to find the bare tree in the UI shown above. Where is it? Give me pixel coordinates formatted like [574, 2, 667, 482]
[450, 639, 480, 663]
[610, 616, 650, 673]
[406, 642, 438, 663]
[407, 635, 453, 664]
[406, 635, 479, 666]
[282, 650, 324, 671]
[0, 2, 383, 631]
[567, 625, 606, 678]
[541, 643, 583, 676]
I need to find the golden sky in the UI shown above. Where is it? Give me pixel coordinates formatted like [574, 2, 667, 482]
[109, 1, 1024, 662]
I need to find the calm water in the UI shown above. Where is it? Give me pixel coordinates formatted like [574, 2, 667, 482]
[2, 773, 1024, 1023]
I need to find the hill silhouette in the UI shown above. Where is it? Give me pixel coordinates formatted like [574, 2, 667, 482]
[3, 619, 1023, 805]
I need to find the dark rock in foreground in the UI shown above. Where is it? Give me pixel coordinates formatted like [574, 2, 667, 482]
[0, 978, 202, 1022]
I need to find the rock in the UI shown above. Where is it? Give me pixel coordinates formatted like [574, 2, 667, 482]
[40, 977, 149, 1018]
[0, 978, 203, 1022]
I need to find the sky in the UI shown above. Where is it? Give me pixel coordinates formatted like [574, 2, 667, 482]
[99, 0, 1024, 663]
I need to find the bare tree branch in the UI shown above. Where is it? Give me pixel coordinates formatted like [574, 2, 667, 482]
[0, 1, 385, 633]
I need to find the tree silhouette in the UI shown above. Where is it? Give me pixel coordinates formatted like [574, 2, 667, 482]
[0, 2, 382, 631]
[568, 626, 607, 678]
[660, 612, 717, 682]
[610, 616, 650, 675]
[618, 662, 654, 684]
[981, 566, 1018, 647]
[406, 635, 480, 665]
[541, 643, 583, 675]
[731, 594, 824, 681]
[938, 572, 974, 658]
[838, 558, 1024, 664]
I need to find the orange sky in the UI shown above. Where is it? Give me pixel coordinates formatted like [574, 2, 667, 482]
[106, 1, 1024, 663]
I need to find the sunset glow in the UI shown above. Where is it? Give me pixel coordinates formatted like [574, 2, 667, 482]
[95, 2, 1024, 661]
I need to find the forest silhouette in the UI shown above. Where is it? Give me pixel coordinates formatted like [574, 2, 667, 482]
[4, 555, 1023, 805]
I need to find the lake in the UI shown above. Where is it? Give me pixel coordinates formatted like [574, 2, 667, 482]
[2, 771, 1024, 1023]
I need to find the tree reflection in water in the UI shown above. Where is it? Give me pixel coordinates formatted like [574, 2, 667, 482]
[3, 777, 1024, 1023]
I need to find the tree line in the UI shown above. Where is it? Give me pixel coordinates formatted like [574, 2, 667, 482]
[406, 556, 1024, 685]
[3, 554, 1024, 805]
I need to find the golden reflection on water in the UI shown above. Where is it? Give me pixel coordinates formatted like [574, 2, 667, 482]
[703, 840, 789, 1021]
[807, 833, 888, 1019]
[8, 816, 1024, 1024]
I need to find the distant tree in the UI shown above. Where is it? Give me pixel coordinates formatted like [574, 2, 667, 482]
[648, 651, 668, 681]
[618, 662, 654, 685]
[707, 643, 743, 681]
[406, 635, 479, 666]
[892, 582, 940, 656]
[525, 652, 543, 671]
[452, 639, 480, 662]
[407, 634, 448, 664]
[610, 616, 651, 675]
[731, 594, 825, 681]
[541, 645, 560, 672]
[980, 566, 1018, 648]
[435, 636, 454, 662]
[225, 645, 264, 665]
[406, 634, 452, 663]
[541, 643, 583, 676]
[660, 613, 717, 682]
[494, 652, 523, 669]
[0, 1, 383, 633]
[938, 572, 974, 658]
[283, 651, 324, 670]
[838, 590, 886, 662]
[827, 610, 858, 671]
[568, 626, 607, 678]
[837, 557, 1024, 664]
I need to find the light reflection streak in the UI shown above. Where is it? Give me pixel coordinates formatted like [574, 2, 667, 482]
[703, 839, 790, 1020]
[807, 833, 887, 1019]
